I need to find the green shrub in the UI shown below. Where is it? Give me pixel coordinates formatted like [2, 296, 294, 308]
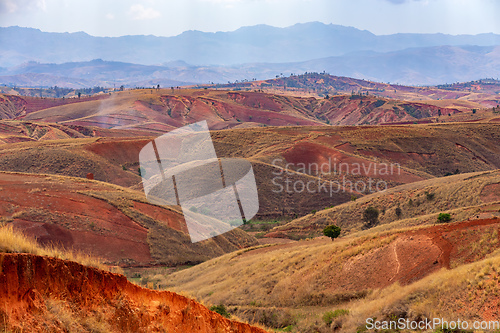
[426, 192, 435, 201]
[437, 213, 452, 223]
[210, 304, 231, 318]
[363, 206, 379, 228]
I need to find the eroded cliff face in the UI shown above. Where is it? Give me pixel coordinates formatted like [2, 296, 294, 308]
[0, 253, 267, 333]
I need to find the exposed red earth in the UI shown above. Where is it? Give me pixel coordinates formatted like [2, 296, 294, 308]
[0, 172, 258, 267]
[338, 219, 500, 291]
[5, 89, 463, 132]
[0, 253, 268, 333]
[242, 219, 500, 293]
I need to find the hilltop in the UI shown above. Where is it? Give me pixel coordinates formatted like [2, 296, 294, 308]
[0, 121, 499, 222]
[219, 73, 500, 109]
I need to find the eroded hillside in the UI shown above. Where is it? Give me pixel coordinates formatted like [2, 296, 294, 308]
[0, 253, 268, 333]
[0, 172, 258, 267]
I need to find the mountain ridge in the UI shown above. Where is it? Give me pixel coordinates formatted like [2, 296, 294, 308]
[2, 43, 500, 88]
[2, 23, 500, 68]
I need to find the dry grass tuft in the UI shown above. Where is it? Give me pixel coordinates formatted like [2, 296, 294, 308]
[0, 224, 108, 271]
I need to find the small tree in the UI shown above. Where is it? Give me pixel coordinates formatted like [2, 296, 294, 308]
[323, 225, 341, 241]
[363, 206, 379, 228]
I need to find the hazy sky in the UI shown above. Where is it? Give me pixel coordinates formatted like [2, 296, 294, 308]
[0, 0, 499, 37]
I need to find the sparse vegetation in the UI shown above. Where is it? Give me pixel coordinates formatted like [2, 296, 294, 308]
[426, 191, 435, 201]
[322, 309, 349, 325]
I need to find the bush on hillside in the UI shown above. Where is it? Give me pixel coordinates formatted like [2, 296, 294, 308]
[363, 207, 379, 228]
[437, 213, 452, 223]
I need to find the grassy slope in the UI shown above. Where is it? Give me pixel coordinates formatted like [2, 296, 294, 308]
[268, 170, 500, 238]
[161, 218, 500, 332]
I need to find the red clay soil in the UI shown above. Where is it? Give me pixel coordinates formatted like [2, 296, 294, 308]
[281, 141, 424, 183]
[0, 172, 152, 266]
[481, 183, 500, 203]
[0, 253, 268, 333]
[337, 219, 500, 292]
[132, 201, 189, 234]
[84, 137, 151, 166]
[20, 95, 109, 115]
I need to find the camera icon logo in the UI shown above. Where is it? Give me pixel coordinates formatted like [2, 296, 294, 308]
[139, 121, 259, 243]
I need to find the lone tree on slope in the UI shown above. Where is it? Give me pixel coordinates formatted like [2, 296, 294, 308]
[323, 225, 341, 241]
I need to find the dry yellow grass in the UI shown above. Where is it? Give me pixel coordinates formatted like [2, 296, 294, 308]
[0, 224, 109, 271]
[159, 232, 402, 309]
[340, 251, 500, 332]
[271, 170, 500, 238]
[154, 224, 500, 332]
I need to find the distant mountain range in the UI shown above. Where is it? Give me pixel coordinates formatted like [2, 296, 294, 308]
[1, 23, 499, 86]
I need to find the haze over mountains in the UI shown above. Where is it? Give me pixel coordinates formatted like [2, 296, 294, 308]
[1, 22, 500, 86]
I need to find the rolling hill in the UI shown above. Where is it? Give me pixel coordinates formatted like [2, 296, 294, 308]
[0, 81, 499, 332]
[2, 46, 500, 87]
[267, 170, 500, 239]
[162, 216, 500, 332]
[1, 119, 499, 221]
[0, 172, 258, 267]
[17, 89, 464, 131]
